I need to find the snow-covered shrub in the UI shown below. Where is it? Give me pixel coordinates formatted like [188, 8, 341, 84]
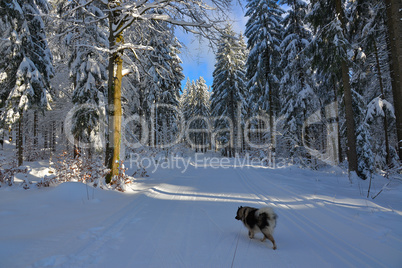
[132, 162, 149, 178]
[24, 133, 49, 162]
[36, 174, 58, 188]
[109, 161, 133, 192]
[356, 123, 374, 180]
[0, 160, 28, 188]
[41, 151, 110, 188]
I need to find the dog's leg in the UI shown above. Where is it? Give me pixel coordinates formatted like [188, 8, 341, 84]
[264, 234, 277, 250]
[248, 230, 254, 239]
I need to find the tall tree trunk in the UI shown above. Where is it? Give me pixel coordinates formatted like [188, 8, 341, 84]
[333, 83, 343, 164]
[374, 41, 391, 166]
[17, 111, 23, 166]
[105, 5, 124, 183]
[52, 121, 56, 152]
[44, 124, 48, 149]
[384, 0, 402, 160]
[230, 87, 236, 156]
[33, 110, 38, 149]
[335, 0, 358, 175]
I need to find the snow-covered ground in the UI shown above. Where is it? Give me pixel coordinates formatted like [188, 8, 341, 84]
[1, 152, 402, 268]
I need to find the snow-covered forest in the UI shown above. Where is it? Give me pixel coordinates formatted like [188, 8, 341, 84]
[0, 0, 401, 180]
[0, 0, 402, 267]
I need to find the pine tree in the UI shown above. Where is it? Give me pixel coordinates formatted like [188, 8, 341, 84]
[181, 77, 210, 151]
[143, 20, 183, 147]
[158, 35, 184, 146]
[307, 0, 358, 176]
[383, 0, 402, 161]
[123, 18, 183, 148]
[279, 0, 317, 158]
[57, 0, 108, 156]
[0, 0, 53, 166]
[348, 0, 398, 169]
[211, 25, 247, 156]
[245, 0, 283, 151]
[180, 78, 194, 122]
[192, 77, 210, 152]
[354, 91, 375, 180]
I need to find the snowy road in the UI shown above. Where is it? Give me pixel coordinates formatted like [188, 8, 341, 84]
[1, 159, 401, 267]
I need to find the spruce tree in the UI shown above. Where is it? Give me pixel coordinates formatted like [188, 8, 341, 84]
[307, 0, 358, 176]
[348, 0, 398, 169]
[245, 0, 283, 151]
[145, 21, 183, 147]
[211, 25, 247, 156]
[125, 18, 183, 147]
[182, 77, 210, 152]
[192, 77, 210, 152]
[0, 0, 53, 166]
[180, 78, 194, 122]
[384, 0, 402, 161]
[279, 0, 317, 158]
[57, 0, 108, 156]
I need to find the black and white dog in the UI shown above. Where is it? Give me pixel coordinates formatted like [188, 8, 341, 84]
[235, 206, 278, 249]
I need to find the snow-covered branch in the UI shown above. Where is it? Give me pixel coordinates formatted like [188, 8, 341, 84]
[76, 43, 153, 54]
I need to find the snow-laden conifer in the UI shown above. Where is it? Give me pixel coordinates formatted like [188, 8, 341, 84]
[211, 25, 247, 156]
[181, 77, 210, 151]
[245, 0, 283, 150]
[56, 0, 108, 154]
[279, 0, 318, 158]
[0, 0, 53, 165]
[124, 18, 183, 147]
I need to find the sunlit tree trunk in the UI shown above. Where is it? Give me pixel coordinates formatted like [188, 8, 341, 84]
[105, 2, 124, 183]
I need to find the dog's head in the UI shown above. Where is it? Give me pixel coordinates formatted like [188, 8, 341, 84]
[235, 206, 243, 220]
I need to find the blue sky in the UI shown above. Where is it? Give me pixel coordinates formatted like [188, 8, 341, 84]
[178, 2, 247, 91]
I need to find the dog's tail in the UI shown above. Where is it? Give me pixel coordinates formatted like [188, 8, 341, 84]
[257, 207, 277, 233]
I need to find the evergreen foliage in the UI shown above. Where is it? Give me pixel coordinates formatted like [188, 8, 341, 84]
[211, 25, 247, 156]
[181, 77, 210, 151]
[244, 0, 284, 149]
[0, 0, 53, 166]
[58, 0, 108, 148]
[0, 0, 53, 123]
[0, 0, 401, 182]
[279, 0, 318, 157]
[124, 18, 184, 147]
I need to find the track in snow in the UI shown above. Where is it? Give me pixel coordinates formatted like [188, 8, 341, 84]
[1, 159, 401, 268]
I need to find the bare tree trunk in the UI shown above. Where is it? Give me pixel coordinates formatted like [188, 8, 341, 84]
[52, 121, 56, 152]
[44, 124, 48, 149]
[33, 110, 38, 149]
[384, 0, 402, 160]
[17, 111, 23, 166]
[268, 86, 274, 151]
[230, 88, 236, 157]
[105, 5, 124, 183]
[333, 83, 343, 164]
[335, 0, 358, 175]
